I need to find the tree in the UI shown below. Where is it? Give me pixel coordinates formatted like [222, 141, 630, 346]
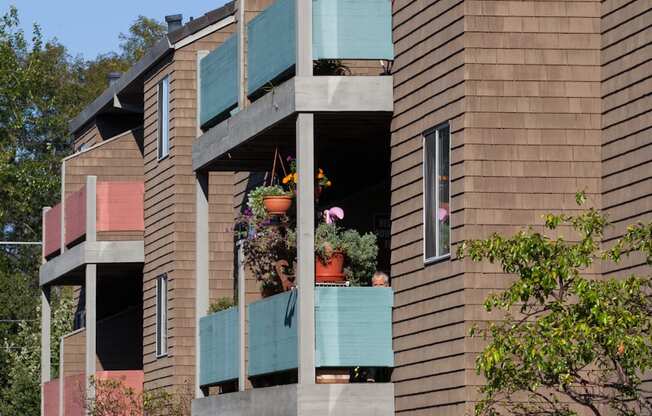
[459, 192, 652, 416]
[119, 15, 166, 64]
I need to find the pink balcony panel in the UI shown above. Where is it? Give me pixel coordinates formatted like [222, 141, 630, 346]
[65, 187, 87, 246]
[44, 204, 62, 258]
[96, 182, 144, 232]
[43, 378, 59, 416]
[61, 370, 144, 416]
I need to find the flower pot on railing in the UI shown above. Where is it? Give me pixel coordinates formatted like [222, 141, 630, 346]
[315, 251, 346, 283]
[263, 195, 293, 216]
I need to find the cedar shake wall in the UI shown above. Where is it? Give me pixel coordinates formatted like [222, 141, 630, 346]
[142, 23, 236, 392]
[390, 1, 602, 414]
[73, 123, 102, 150]
[601, 0, 652, 278]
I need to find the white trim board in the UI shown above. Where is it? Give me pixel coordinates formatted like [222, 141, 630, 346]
[174, 16, 236, 50]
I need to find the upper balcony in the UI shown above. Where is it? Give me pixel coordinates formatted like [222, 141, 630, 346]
[40, 129, 145, 287]
[193, 0, 394, 172]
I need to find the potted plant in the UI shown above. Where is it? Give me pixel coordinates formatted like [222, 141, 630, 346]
[313, 221, 379, 285]
[247, 185, 293, 217]
[207, 297, 235, 314]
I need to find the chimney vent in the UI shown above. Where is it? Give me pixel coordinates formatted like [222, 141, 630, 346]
[108, 72, 122, 87]
[165, 14, 183, 33]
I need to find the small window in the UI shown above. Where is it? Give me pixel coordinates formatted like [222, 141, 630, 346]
[157, 76, 170, 159]
[156, 274, 168, 357]
[424, 124, 451, 262]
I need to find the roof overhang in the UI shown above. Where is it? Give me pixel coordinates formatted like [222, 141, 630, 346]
[69, 1, 236, 134]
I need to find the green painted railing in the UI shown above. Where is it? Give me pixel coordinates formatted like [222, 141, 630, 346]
[248, 287, 393, 378]
[199, 306, 239, 387]
[247, 0, 394, 97]
[199, 34, 238, 129]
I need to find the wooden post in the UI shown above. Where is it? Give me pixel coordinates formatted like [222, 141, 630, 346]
[195, 172, 210, 398]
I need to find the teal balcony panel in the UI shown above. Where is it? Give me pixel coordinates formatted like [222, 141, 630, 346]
[199, 306, 239, 387]
[248, 290, 299, 377]
[200, 34, 238, 129]
[315, 287, 393, 368]
[246, 0, 296, 96]
[247, 287, 393, 378]
[312, 0, 394, 60]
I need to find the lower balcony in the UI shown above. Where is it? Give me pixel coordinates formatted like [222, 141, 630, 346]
[196, 287, 393, 415]
[42, 370, 144, 416]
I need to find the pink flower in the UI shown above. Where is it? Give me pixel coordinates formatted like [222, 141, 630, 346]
[324, 207, 344, 224]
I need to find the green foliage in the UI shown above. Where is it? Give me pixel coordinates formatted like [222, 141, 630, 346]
[246, 185, 290, 219]
[0, 289, 74, 415]
[118, 16, 166, 64]
[458, 193, 652, 416]
[315, 223, 378, 286]
[208, 297, 235, 314]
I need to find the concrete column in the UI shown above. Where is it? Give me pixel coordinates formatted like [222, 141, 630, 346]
[296, 113, 316, 384]
[60, 162, 66, 253]
[296, 0, 313, 76]
[41, 206, 51, 416]
[59, 338, 64, 416]
[85, 176, 97, 243]
[237, 0, 247, 107]
[40, 286, 51, 416]
[85, 264, 97, 409]
[195, 172, 210, 398]
[237, 243, 246, 391]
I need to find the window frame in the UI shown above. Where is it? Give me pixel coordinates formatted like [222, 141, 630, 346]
[155, 274, 168, 358]
[423, 123, 452, 264]
[157, 76, 170, 160]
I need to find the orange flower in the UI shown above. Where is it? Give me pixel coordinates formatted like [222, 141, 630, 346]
[326, 180, 332, 187]
[292, 173, 298, 182]
[282, 175, 292, 184]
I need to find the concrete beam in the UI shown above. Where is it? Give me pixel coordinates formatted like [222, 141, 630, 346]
[192, 76, 394, 171]
[40, 287, 51, 416]
[191, 383, 395, 416]
[39, 241, 145, 287]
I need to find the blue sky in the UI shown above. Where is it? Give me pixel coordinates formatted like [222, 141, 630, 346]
[6, 0, 228, 59]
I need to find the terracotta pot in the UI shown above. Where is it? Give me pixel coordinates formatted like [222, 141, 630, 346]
[263, 195, 292, 215]
[315, 251, 345, 283]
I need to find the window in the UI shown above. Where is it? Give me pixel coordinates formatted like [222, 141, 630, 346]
[156, 274, 168, 357]
[157, 76, 170, 159]
[424, 124, 451, 262]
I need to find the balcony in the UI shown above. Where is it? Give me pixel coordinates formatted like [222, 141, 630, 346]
[40, 178, 144, 286]
[195, 0, 393, 171]
[196, 287, 394, 415]
[43, 370, 144, 416]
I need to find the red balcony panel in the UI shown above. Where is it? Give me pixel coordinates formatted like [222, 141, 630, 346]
[56, 370, 144, 416]
[96, 182, 144, 232]
[43, 204, 62, 257]
[43, 378, 59, 416]
[65, 187, 87, 246]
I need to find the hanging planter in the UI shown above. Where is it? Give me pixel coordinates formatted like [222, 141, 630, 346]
[263, 194, 293, 216]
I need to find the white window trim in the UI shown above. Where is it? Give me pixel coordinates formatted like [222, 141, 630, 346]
[423, 124, 452, 265]
[157, 76, 170, 161]
[156, 274, 168, 358]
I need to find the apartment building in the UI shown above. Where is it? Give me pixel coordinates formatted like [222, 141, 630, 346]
[39, 0, 651, 415]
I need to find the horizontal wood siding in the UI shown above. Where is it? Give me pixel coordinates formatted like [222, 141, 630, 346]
[390, 0, 466, 414]
[391, 0, 603, 414]
[142, 22, 237, 393]
[601, 0, 652, 278]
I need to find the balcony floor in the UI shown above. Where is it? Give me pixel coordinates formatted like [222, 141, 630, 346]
[192, 383, 394, 416]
